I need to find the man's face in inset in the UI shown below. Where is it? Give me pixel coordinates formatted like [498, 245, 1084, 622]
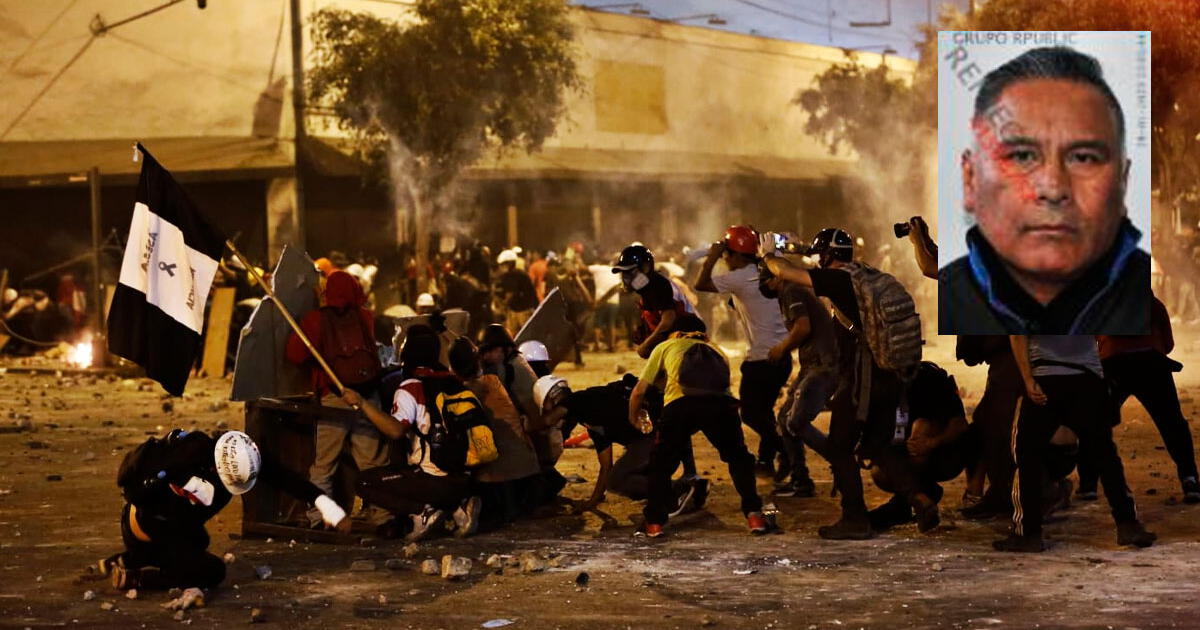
[962, 78, 1130, 287]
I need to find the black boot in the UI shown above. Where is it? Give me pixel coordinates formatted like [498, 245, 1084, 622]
[1116, 521, 1157, 548]
[817, 518, 874, 540]
[992, 533, 1046, 553]
[867, 496, 913, 531]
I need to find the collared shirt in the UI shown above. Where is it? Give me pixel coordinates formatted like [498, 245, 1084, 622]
[938, 218, 1150, 335]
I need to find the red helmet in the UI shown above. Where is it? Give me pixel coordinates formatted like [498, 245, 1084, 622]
[723, 225, 759, 255]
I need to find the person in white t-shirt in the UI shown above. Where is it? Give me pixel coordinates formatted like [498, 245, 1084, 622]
[589, 261, 622, 352]
[694, 225, 805, 489]
[343, 326, 482, 542]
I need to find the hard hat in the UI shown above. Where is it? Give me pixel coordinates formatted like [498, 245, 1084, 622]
[345, 263, 365, 279]
[723, 225, 760, 255]
[416, 293, 436, 308]
[519, 340, 550, 363]
[807, 228, 854, 263]
[213, 431, 261, 495]
[611, 244, 654, 274]
[313, 257, 333, 276]
[497, 249, 518, 265]
[533, 375, 569, 409]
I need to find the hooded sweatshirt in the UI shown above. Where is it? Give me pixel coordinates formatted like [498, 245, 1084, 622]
[286, 271, 376, 396]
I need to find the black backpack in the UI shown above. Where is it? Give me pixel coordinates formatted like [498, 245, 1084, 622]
[676, 338, 730, 397]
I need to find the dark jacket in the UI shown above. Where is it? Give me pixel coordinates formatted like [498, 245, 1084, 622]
[119, 430, 322, 543]
[938, 220, 1150, 335]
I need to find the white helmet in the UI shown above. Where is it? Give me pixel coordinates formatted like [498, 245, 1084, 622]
[213, 431, 261, 495]
[533, 375, 569, 409]
[416, 292, 436, 308]
[497, 249, 518, 265]
[345, 263, 365, 279]
[519, 340, 550, 363]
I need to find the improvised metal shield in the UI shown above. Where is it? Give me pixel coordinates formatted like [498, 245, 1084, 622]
[230, 246, 319, 401]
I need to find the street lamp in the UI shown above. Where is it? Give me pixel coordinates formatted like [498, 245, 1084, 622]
[665, 13, 727, 25]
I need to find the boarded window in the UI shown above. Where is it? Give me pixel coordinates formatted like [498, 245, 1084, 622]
[594, 60, 667, 135]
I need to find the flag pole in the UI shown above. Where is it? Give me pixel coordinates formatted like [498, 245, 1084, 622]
[223, 239, 352, 401]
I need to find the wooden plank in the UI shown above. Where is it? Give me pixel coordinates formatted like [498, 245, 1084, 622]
[200, 287, 236, 378]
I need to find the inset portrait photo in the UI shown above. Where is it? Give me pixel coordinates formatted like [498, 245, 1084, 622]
[937, 32, 1151, 335]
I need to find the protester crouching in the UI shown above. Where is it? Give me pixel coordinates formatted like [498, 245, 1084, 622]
[479, 324, 566, 504]
[345, 328, 484, 542]
[553, 373, 706, 515]
[101, 430, 347, 591]
[449, 337, 544, 528]
[285, 270, 391, 530]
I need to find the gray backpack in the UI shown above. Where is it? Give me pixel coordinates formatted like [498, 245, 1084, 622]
[842, 262, 923, 374]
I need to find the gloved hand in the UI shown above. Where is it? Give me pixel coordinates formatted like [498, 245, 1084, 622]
[161, 587, 205, 611]
[314, 495, 348, 530]
[171, 477, 215, 506]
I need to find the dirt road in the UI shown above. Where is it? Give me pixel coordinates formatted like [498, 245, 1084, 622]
[2, 337, 1199, 629]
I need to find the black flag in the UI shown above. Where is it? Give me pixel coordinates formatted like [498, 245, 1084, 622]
[108, 145, 226, 396]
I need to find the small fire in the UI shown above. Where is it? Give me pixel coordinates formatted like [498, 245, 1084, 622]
[68, 340, 93, 368]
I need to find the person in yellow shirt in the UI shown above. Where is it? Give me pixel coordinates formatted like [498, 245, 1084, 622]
[628, 314, 771, 537]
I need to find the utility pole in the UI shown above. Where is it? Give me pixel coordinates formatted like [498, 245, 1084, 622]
[88, 167, 108, 367]
[288, 0, 308, 251]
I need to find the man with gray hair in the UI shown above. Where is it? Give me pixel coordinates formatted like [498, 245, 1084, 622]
[939, 46, 1150, 335]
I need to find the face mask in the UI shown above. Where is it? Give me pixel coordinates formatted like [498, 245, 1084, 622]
[629, 272, 650, 291]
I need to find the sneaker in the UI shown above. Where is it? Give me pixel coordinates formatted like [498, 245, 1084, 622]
[775, 477, 815, 498]
[668, 483, 698, 518]
[405, 506, 446, 543]
[1182, 477, 1200, 504]
[691, 478, 710, 510]
[1116, 521, 1157, 548]
[992, 533, 1046, 553]
[452, 496, 482, 538]
[747, 512, 770, 535]
[960, 490, 984, 511]
[1075, 485, 1099, 501]
[635, 522, 665, 538]
[817, 518, 874, 540]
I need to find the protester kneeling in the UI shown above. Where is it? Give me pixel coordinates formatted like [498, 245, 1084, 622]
[449, 337, 543, 529]
[865, 362, 972, 533]
[100, 430, 347, 592]
[347, 328, 494, 542]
